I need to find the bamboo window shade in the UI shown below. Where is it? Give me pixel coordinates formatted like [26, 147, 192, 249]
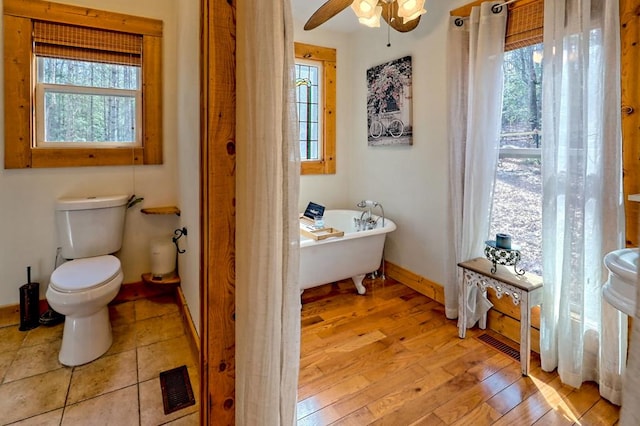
[504, 0, 543, 51]
[33, 21, 142, 66]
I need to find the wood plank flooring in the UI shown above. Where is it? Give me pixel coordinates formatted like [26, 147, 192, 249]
[298, 277, 620, 425]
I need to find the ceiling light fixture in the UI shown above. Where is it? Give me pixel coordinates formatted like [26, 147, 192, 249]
[350, 0, 426, 28]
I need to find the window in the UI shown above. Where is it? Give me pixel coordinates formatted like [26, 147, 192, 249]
[294, 42, 336, 175]
[489, 43, 543, 276]
[450, 0, 545, 275]
[295, 60, 322, 162]
[487, 0, 544, 275]
[4, 0, 163, 168]
[36, 58, 140, 147]
[33, 22, 142, 148]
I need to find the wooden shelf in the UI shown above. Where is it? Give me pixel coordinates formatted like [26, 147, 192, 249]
[140, 206, 181, 216]
[141, 272, 181, 285]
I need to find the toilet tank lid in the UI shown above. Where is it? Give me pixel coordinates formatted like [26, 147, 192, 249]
[56, 195, 129, 211]
[51, 255, 121, 291]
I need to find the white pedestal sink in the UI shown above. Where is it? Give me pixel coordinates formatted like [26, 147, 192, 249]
[603, 248, 639, 316]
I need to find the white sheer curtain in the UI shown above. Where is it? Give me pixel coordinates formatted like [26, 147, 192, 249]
[236, 0, 301, 424]
[540, 0, 625, 404]
[447, 2, 507, 322]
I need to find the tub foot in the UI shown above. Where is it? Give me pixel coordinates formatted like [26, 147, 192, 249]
[352, 274, 367, 295]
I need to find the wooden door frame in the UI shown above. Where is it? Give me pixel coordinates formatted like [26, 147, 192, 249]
[197, 0, 640, 423]
[620, 0, 640, 247]
[200, 0, 236, 424]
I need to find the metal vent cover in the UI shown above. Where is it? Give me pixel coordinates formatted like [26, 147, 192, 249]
[477, 333, 520, 361]
[159, 365, 196, 415]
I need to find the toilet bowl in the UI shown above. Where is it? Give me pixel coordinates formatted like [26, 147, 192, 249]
[46, 255, 123, 366]
[46, 194, 128, 366]
[603, 248, 639, 316]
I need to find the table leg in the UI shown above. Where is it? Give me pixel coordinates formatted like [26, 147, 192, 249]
[458, 269, 467, 339]
[479, 287, 487, 330]
[520, 293, 531, 376]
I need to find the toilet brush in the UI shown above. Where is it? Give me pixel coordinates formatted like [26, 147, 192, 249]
[19, 266, 40, 331]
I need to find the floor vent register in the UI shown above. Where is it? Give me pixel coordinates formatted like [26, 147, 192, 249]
[476, 333, 521, 362]
[159, 365, 196, 415]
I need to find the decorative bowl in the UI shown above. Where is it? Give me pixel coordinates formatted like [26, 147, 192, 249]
[484, 240, 525, 275]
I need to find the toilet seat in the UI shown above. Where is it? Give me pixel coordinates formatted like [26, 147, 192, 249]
[50, 255, 121, 292]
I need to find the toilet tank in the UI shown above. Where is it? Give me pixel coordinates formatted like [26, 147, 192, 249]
[55, 195, 129, 259]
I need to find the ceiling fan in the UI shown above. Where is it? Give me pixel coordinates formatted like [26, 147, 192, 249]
[304, 0, 426, 33]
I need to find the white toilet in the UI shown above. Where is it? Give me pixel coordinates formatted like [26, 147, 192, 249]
[46, 195, 128, 366]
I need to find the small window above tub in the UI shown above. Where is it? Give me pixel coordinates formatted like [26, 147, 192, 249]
[294, 42, 336, 175]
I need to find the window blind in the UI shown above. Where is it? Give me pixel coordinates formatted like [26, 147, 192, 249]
[33, 21, 142, 66]
[504, 0, 543, 51]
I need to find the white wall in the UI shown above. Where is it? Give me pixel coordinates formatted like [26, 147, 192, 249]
[296, 0, 468, 287]
[0, 0, 192, 306]
[176, 1, 201, 334]
[293, 21, 352, 212]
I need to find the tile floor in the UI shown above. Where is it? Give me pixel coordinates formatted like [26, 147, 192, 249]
[0, 294, 199, 425]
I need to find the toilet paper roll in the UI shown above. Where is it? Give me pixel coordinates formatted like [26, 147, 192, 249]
[496, 233, 512, 249]
[150, 239, 177, 278]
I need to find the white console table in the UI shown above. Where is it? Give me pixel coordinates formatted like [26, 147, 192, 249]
[457, 257, 543, 376]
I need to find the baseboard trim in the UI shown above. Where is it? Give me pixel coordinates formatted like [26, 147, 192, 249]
[0, 299, 50, 329]
[0, 280, 176, 329]
[384, 261, 445, 305]
[0, 281, 201, 364]
[385, 260, 540, 353]
[112, 280, 176, 304]
[113, 281, 200, 360]
[0, 303, 21, 328]
[175, 286, 200, 370]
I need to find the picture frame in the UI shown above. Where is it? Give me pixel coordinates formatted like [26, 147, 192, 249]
[366, 56, 413, 146]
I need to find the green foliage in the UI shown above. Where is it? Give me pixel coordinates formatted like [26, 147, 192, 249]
[501, 44, 543, 133]
[38, 57, 139, 143]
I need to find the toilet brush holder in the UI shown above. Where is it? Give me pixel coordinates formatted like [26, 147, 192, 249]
[19, 266, 40, 331]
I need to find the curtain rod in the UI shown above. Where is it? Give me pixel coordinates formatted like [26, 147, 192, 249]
[453, 0, 520, 26]
[492, 0, 519, 13]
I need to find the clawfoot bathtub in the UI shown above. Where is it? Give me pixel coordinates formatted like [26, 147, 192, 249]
[299, 209, 396, 294]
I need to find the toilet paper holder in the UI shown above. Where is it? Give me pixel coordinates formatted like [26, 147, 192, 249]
[172, 227, 187, 254]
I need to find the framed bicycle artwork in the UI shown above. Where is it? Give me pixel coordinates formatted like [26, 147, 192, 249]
[366, 56, 413, 146]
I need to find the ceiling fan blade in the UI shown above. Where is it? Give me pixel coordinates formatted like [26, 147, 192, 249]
[381, 1, 421, 33]
[304, 0, 353, 30]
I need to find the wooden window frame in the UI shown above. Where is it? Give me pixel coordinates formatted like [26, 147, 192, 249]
[294, 42, 336, 175]
[3, 0, 163, 169]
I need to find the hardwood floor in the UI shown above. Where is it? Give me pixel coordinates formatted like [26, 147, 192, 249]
[298, 277, 620, 425]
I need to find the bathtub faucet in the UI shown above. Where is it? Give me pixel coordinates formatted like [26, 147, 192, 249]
[354, 215, 376, 231]
[355, 200, 385, 229]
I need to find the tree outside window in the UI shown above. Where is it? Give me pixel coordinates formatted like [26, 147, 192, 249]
[490, 43, 543, 275]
